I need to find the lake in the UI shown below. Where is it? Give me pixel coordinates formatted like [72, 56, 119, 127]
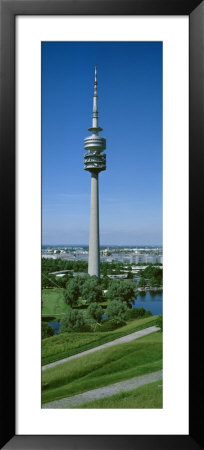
[131, 291, 163, 315]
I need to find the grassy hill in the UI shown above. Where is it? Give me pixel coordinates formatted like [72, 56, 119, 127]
[42, 331, 162, 405]
[42, 315, 159, 365]
[74, 379, 163, 409]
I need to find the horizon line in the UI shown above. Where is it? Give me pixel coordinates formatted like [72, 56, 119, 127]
[42, 243, 163, 247]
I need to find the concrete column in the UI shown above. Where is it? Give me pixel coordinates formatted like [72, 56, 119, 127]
[88, 172, 100, 277]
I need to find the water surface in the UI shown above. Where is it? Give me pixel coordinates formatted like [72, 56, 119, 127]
[132, 291, 163, 315]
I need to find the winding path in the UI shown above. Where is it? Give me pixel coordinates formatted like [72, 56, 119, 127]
[42, 370, 163, 408]
[42, 326, 160, 371]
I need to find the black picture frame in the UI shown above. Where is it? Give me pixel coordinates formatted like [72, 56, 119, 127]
[0, 0, 203, 449]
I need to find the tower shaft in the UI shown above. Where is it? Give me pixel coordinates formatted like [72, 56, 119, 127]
[88, 173, 100, 277]
[84, 67, 106, 278]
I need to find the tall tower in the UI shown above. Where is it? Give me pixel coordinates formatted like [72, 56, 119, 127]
[84, 67, 106, 277]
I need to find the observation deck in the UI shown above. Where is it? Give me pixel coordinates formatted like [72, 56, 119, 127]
[84, 151, 106, 172]
[83, 66, 106, 174]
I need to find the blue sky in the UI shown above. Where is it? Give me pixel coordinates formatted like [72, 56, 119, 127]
[42, 42, 162, 246]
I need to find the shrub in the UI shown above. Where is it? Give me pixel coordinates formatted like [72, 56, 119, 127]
[42, 322, 54, 339]
[156, 314, 163, 331]
[146, 310, 152, 316]
[60, 308, 85, 331]
[100, 317, 126, 331]
[126, 307, 152, 320]
[89, 322, 102, 332]
[106, 300, 128, 320]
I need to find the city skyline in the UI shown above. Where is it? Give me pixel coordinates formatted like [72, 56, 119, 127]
[42, 41, 163, 246]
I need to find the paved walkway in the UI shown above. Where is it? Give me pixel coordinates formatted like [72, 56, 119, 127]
[42, 370, 163, 408]
[42, 326, 160, 371]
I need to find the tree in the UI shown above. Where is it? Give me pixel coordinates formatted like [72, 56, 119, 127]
[127, 271, 133, 279]
[149, 277, 158, 287]
[73, 260, 88, 273]
[101, 275, 109, 290]
[55, 275, 70, 289]
[138, 277, 146, 287]
[60, 309, 85, 331]
[138, 266, 163, 286]
[106, 300, 128, 320]
[74, 274, 90, 290]
[108, 279, 136, 305]
[63, 278, 80, 307]
[86, 302, 103, 323]
[42, 273, 57, 289]
[42, 322, 54, 339]
[82, 276, 103, 303]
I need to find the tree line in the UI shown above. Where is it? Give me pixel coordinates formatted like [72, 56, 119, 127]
[137, 265, 163, 287]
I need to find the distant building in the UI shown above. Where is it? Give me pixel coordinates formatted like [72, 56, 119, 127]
[156, 255, 163, 264]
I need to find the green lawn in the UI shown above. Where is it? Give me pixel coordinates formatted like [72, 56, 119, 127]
[42, 315, 159, 365]
[42, 331, 162, 405]
[73, 379, 163, 408]
[42, 288, 107, 318]
[42, 288, 69, 318]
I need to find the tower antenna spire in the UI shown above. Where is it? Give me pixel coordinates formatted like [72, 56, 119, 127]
[94, 66, 98, 96]
[92, 66, 98, 130]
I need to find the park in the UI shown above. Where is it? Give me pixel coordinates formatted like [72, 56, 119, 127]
[41, 259, 163, 408]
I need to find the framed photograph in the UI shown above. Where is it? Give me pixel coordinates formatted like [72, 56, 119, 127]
[0, 0, 203, 449]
